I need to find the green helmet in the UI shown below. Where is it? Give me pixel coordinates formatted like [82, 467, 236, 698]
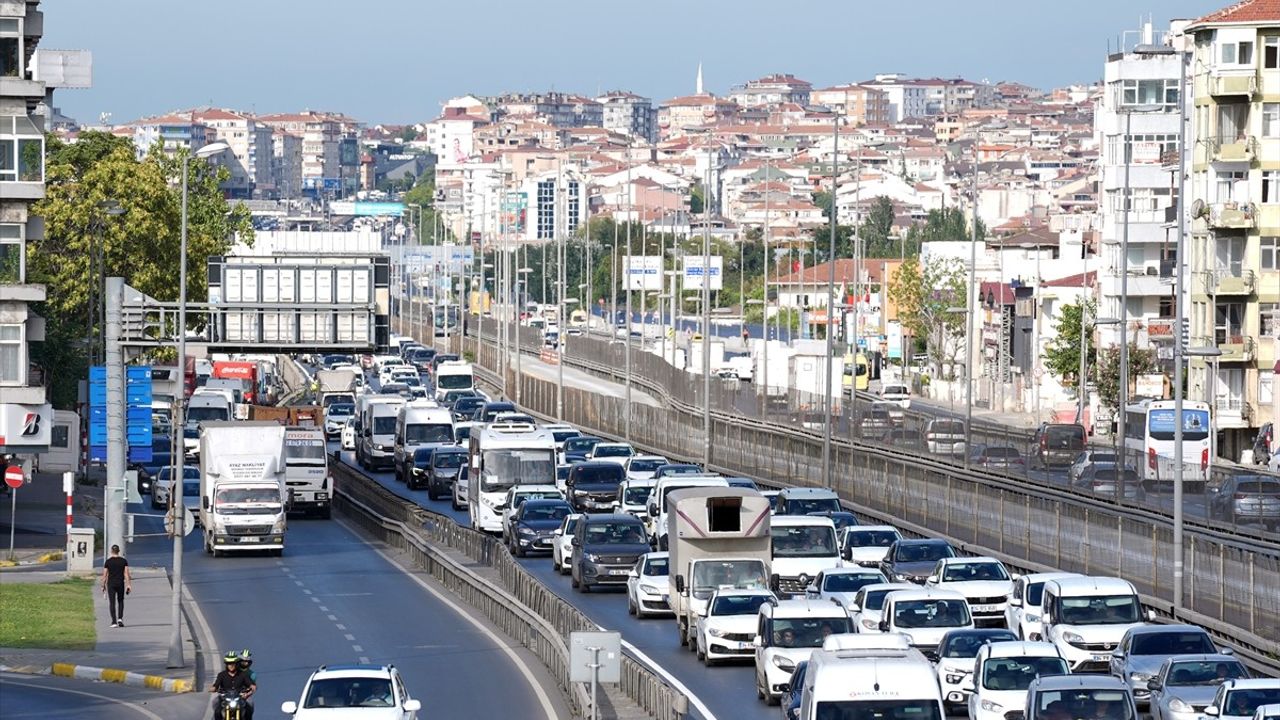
[223, 651, 239, 664]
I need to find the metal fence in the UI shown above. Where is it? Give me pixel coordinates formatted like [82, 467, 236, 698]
[332, 459, 689, 720]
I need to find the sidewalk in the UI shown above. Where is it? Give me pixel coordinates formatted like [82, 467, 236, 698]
[0, 566, 197, 693]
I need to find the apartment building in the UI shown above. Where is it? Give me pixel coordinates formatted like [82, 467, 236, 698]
[271, 129, 303, 199]
[1, 0, 53, 459]
[1185, 0, 1280, 458]
[1094, 23, 1183, 359]
[860, 74, 929, 122]
[727, 73, 812, 108]
[595, 91, 656, 142]
[656, 94, 738, 136]
[494, 92, 602, 128]
[257, 110, 343, 194]
[192, 108, 273, 198]
[809, 84, 892, 126]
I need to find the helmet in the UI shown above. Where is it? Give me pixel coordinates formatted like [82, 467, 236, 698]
[238, 649, 253, 665]
[223, 651, 239, 665]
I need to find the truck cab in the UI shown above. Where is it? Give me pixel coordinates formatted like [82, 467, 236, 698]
[283, 426, 330, 518]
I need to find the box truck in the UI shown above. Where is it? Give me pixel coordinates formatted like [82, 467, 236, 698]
[284, 426, 331, 518]
[199, 421, 288, 556]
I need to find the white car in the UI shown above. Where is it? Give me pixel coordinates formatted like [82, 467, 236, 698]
[341, 419, 357, 451]
[587, 442, 635, 465]
[151, 465, 201, 516]
[626, 551, 671, 618]
[934, 628, 1020, 711]
[1253, 705, 1280, 720]
[847, 582, 917, 633]
[624, 455, 668, 481]
[1068, 450, 1119, 484]
[372, 355, 404, 373]
[281, 663, 420, 718]
[1005, 572, 1079, 640]
[839, 525, 902, 566]
[878, 382, 911, 409]
[806, 567, 889, 610]
[695, 589, 776, 665]
[966, 641, 1070, 720]
[551, 513, 582, 574]
[924, 556, 1015, 628]
[1203, 678, 1280, 720]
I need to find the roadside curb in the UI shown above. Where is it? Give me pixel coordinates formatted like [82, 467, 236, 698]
[0, 661, 194, 694]
[0, 552, 63, 569]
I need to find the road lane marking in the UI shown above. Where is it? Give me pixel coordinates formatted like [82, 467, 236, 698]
[359, 656, 371, 664]
[1, 675, 166, 720]
[344, 634, 355, 641]
[616, 639, 718, 720]
[336, 624, 346, 630]
[327, 614, 338, 622]
[352, 645, 364, 653]
[318, 606, 329, 612]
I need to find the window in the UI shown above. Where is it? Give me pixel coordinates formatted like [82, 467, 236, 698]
[1265, 105, 1280, 138]
[1266, 36, 1279, 69]
[1217, 103, 1249, 144]
[1264, 238, 1280, 271]
[1264, 171, 1280, 204]
[1262, 303, 1279, 336]
[1120, 79, 1179, 109]
[0, 324, 21, 384]
[535, 179, 554, 240]
[1262, 371, 1274, 406]
[1106, 133, 1178, 164]
[0, 18, 19, 78]
[0, 223, 20, 284]
[1220, 40, 1255, 66]
[1215, 302, 1245, 344]
[1217, 170, 1247, 203]
[0, 116, 44, 183]
[1159, 296, 1175, 318]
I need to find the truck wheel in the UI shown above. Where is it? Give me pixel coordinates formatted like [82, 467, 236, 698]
[427, 484, 439, 501]
[678, 620, 688, 646]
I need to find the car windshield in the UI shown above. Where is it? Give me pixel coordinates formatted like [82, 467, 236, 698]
[482, 449, 555, 491]
[1165, 660, 1248, 686]
[1026, 581, 1048, 606]
[1042, 426, 1085, 449]
[593, 445, 633, 457]
[848, 530, 900, 548]
[406, 424, 453, 444]
[573, 465, 625, 485]
[454, 399, 483, 414]
[187, 406, 228, 423]
[522, 503, 570, 522]
[822, 573, 886, 592]
[400, 376, 422, 387]
[814, 698, 942, 720]
[942, 562, 1010, 582]
[437, 374, 471, 390]
[433, 452, 466, 469]
[784, 497, 841, 514]
[883, 385, 908, 396]
[328, 404, 354, 418]
[929, 421, 964, 435]
[691, 560, 768, 596]
[710, 594, 772, 616]
[628, 458, 664, 472]
[372, 416, 397, 435]
[1058, 594, 1143, 625]
[982, 447, 1021, 458]
[284, 438, 327, 465]
[1223, 690, 1280, 717]
[772, 525, 838, 558]
[1086, 453, 1117, 465]
[214, 487, 280, 506]
[623, 485, 653, 505]
[893, 599, 972, 628]
[771, 617, 853, 648]
[1130, 631, 1215, 656]
[941, 631, 1017, 658]
[454, 427, 472, 443]
[1033, 689, 1134, 720]
[565, 438, 600, 453]
[642, 557, 669, 576]
[981, 656, 1070, 690]
[1234, 480, 1280, 495]
[303, 677, 396, 709]
[583, 522, 646, 545]
[862, 589, 899, 612]
[896, 543, 955, 563]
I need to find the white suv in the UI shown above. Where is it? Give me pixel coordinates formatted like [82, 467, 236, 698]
[281, 664, 420, 718]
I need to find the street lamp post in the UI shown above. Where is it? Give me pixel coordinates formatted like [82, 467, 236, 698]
[822, 114, 841, 488]
[963, 122, 1005, 463]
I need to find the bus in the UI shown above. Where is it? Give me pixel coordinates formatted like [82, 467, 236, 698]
[1123, 399, 1212, 491]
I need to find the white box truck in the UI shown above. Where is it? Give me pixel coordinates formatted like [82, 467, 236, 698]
[667, 487, 773, 649]
[317, 367, 360, 408]
[199, 421, 288, 556]
[283, 426, 331, 518]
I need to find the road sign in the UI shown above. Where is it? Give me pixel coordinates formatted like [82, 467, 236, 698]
[163, 505, 195, 537]
[569, 631, 621, 683]
[4, 465, 23, 489]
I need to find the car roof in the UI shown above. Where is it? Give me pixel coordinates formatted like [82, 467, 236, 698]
[711, 588, 776, 599]
[520, 498, 571, 508]
[1220, 679, 1280, 690]
[847, 525, 899, 533]
[581, 513, 644, 524]
[1049, 576, 1135, 594]
[1159, 653, 1240, 666]
[982, 640, 1063, 658]
[856, 582, 918, 595]
[1125, 624, 1208, 638]
[772, 515, 837, 527]
[896, 537, 950, 546]
[940, 556, 1003, 566]
[642, 550, 669, 559]
[767, 598, 850, 618]
[1030, 674, 1131, 691]
[885, 588, 967, 602]
[311, 664, 394, 680]
[781, 487, 839, 498]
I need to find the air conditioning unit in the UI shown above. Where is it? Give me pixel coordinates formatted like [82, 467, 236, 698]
[1144, 265, 1159, 276]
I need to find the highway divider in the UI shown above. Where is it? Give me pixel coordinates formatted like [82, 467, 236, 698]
[330, 458, 689, 720]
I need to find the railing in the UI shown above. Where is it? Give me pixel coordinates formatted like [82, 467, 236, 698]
[332, 459, 689, 720]
[1206, 72, 1259, 98]
[1202, 268, 1256, 296]
[1207, 202, 1257, 230]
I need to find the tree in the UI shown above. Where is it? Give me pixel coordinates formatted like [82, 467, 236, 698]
[1043, 298, 1096, 391]
[858, 196, 899, 259]
[1096, 344, 1159, 412]
[28, 132, 253, 407]
[888, 256, 967, 379]
[904, 206, 986, 246]
[688, 185, 705, 215]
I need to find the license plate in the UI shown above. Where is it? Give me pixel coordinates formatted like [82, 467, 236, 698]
[239, 536, 261, 543]
[972, 604, 998, 612]
[1091, 653, 1109, 662]
[609, 569, 630, 576]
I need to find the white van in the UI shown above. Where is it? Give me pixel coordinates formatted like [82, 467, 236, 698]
[393, 402, 455, 482]
[434, 360, 474, 401]
[799, 642, 942, 720]
[1041, 576, 1150, 673]
[354, 394, 407, 471]
[770, 515, 842, 596]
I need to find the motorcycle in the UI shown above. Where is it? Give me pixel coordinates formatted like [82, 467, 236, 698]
[218, 690, 247, 720]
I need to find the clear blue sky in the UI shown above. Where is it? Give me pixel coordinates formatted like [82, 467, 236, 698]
[43, 0, 1215, 126]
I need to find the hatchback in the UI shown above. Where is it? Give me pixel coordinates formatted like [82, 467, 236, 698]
[1208, 476, 1280, 529]
[971, 444, 1026, 470]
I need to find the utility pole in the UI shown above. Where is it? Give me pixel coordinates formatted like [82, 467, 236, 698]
[625, 148, 633, 440]
[104, 277, 125, 560]
[821, 115, 840, 488]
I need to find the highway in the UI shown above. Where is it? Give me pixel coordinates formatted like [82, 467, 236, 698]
[0, 671, 201, 720]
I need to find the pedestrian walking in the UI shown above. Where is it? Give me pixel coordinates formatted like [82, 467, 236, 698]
[100, 544, 132, 627]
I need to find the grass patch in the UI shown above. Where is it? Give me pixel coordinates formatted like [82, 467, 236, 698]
[0, 578, 96, 650]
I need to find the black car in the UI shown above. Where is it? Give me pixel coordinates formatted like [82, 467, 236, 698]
[506, 499, 572, 557]
[425, 446, 469, 500]
[440, 389, 480, 409]
[565, 462, 626, 513]
[406, 446, 440, 491]
[562, 436, 602, 464]
[879, 538, 957, 584]
[571, 513, 650, 592]
[452, 396, 486, 421]
[472, 401, 516, 424]
[807, 510, 859, 532]
[782, 660, 809, 720]
[431, 353, 460, 375]
[407, 347, 437, 373]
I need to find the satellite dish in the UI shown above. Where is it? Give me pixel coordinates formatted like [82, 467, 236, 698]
[1191, 199, 1206, 219]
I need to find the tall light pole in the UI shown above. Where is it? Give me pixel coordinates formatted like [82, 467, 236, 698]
[822, 114, 841, 488]
[1171, 43, 1193, 612]
[624, 147, 634, 441]
[168, 141, 228, 669]
[683, 126, 715, 466]
[963, 121, 1005, 463]
[762, 160, 772, 403]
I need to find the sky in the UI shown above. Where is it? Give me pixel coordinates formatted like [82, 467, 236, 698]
[42, 0, 1217, 126]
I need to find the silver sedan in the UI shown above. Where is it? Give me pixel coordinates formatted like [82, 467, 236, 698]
[1149, 654, 1248, 720]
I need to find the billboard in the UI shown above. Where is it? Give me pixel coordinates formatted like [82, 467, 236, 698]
[328, 201, 406, 217]
[623, 256, 663, 291]
[682, 256, 723, 291]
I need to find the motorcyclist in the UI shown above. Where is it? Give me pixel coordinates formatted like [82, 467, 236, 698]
[210, 651, 253, 716]
[237, 649, 258, 719]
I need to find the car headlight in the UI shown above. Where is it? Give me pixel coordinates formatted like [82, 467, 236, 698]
[1024, 613, 1041, 623]
[946, 674, 967, 684]
[272, 517, 286, 533]
[893, 573, 909, 582]
[771, 655, 796, 671]
[708, 628, 728, 638]
[583, 553, 600, 563]
[861, 618, 878, 630]
[981, 700, 1004, 713]
[517, 526, 536, 536]
[1168, 698, 1192, 713]
[638, 583, 663, 595]
[1062, 632, 1085, 644]
[1130, 672, 1154, 685]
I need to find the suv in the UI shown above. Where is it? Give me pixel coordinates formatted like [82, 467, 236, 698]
[1016, 674, 1138, 720]
[1031, 423, 1087, 468]
[280, 664, 421, 718]
[571, 513, 650, 592]
[424, 446, 468, 501]
[879, 538, 957, 584]
[775, 487, 842, 515]
[1208, 476, 1280, 529]
[926, 419, 967, 457]
[565, 462, 627, 513]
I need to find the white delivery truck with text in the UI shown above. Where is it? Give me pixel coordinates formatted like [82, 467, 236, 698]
[283, 426, 331, 518]
[199, 421, 288, 556]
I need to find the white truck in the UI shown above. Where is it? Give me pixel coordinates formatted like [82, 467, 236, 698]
[667, 486, 773, 650]
[433, 360, 474, 401]
[283, 426, 331, 518]
[464, 422, 556, 534]
[316, 367, 360, 408]
[199, 421, 288, 556]
[354, 393, 406, 471]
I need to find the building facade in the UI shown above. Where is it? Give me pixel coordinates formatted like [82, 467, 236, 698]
[810, 84, 892, 126]
[1185, 0, 1280, 458]
[727, 73, 812, 108]
[596, 91, 656, 142]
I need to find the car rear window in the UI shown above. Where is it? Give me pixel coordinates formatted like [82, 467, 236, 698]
[1043, 425, 1086, 448]
[985, 447, 1020, 457]
[930, 421, 964, 434]
[1235, 481, 1280, 494]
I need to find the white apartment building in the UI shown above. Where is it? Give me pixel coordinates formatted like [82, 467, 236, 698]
[860, 74, 929, 122]
[727, 73, 812, 108]
[127, 113, 209, 156]
[271, 130, 303, 199]
[258, 111, 343, 192]
[193, 108, 273, 198]
[1094, 23, 1184, 356]
[596, 91, 656, 142]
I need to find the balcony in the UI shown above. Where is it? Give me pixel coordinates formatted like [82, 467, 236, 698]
[1206, 72, 1258, 98]
[1209, 135, 1257, 163]
[1201, 269, 1256, 296]
[1217, 334, 1256, 363]
[1206, 202, 1256, 230]
[1214, 397, 1252, 429]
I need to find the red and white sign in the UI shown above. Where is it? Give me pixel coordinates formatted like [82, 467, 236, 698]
[5, 465, 24, 489]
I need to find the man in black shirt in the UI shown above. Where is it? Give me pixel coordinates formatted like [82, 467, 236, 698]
[100, 545, 132, 628]
[210, 652, 254, 716]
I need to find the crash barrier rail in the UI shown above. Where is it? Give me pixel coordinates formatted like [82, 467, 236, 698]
[331, 460, 690, 720]
[413, 313, 1280, 673]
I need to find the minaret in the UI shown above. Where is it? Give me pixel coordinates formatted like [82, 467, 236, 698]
[696, 62, 704, 95]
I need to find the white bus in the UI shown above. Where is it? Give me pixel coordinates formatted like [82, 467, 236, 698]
[1123, 399, 1212, 491]
[465, 422, 556, 533]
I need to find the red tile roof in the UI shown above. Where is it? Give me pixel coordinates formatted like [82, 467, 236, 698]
[1042, 270, 1096, 288]
[1189, 0, 1280, 27]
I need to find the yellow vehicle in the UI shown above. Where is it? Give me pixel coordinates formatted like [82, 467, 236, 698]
[569, 309, 587, 328]
[842, 352, 869, 394]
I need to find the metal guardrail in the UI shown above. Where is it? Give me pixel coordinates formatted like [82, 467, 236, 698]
[411, 312, 1280, 672]
[331, 459, 689, 719]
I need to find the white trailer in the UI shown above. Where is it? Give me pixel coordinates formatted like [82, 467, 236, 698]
[199, 421, 288, 556]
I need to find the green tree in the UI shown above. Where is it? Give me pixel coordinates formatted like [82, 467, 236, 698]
[1043, 298, 1096, 391]
[688, 185, 705, 215]
[1096, 344, 1159, 412]
[904, 206, 985, 246]
[28, 132, 253, 407]
[888, 256, 967, 379]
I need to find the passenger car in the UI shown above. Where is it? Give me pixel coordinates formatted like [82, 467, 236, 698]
[1019, 673, 1138, 720]
[775, 487, 842, 515]
[934, 628, 1019, 711]
[1074, 464, 1145, 501]
[424, 446, 468, 501]
[1110, 625, 1219, 705]
[840, 525, 902, 566]
[505, 498, 572, 557]
[806, 567, 888, 609]
[970, 444, 1026, 470]
[281, 663, 420, 718]
[625, 551, 671, 618]
[152, 465, 200, 511]
[1006, 572, 1079, 640]
[551, 513, 582, 574]
[695, 589, 775, 665]
[879, 538, 957, 584]
[847, 582, 917, 633]
[1031, 423, 1087, 468]
[925, 556, 1015, 627]
[1199, 678, 1280, 720]
[1069, 451, 1118, 485]
[1147, 654, 1249, 720]
[1208, 476, 1280, 528]
[965, 640, 1070, 720]
[925, 419, 968, 457]
[570, 513, 650, 592]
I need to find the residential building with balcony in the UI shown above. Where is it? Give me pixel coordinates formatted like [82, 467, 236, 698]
[809, 84, 892, 126]
[1185, 0, 1280, 458]
[727, 73, 812, 108]
[1, 0, 54, 458]
[192, 107, 273, 198]
[595, 91, 656, 142]
[656, 94, 738, 137]
[1094, 22, 1184, 358]
[257, 110, 344, 195]
[125, 113, 209, 156]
